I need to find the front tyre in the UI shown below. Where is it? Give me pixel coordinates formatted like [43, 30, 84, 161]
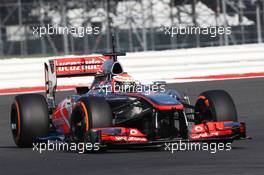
[70, 96, 112, 142]
[195, 90, 238, 122]
[10, 94, 50, 147]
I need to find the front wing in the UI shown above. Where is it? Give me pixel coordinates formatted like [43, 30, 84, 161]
[38, 121, 248, 149]
[88, 121, 248, 147]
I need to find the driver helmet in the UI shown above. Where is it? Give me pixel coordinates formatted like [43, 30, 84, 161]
[112, 73, 136, 93]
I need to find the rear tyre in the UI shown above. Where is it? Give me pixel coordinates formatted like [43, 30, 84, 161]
[195, 90, 237, 122]
[70, 96, 112, 142]
[10, 94, 50, 147]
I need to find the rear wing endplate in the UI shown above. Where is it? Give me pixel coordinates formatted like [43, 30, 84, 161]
[44, 55, 110, 107]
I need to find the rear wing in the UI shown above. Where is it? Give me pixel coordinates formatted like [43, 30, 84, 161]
[44, 55, 110, 106]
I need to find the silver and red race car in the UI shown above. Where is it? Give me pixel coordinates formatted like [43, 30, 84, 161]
[10, 51, 248, 150]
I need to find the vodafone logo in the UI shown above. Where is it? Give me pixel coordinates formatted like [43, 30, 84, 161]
[128, 137, 147, 142]
[55, 56, 109, 74]
[211, 132, 219, 136]
[130, 129, 138, 135]
[57, 59, 102, 72]
[195, 126, 204, 132]
[113, 136, 147, 142]
[191, 131, 219, 139]
[191, 133, 208, 139]
[114, 136, 127, 141]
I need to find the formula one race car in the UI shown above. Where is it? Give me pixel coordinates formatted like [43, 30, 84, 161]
[10, 51, 248, 150]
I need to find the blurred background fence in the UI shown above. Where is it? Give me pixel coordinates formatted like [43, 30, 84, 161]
[0, 0, 263, 57]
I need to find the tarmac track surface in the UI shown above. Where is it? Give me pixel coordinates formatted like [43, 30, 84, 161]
[0, 78, 263, 175]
